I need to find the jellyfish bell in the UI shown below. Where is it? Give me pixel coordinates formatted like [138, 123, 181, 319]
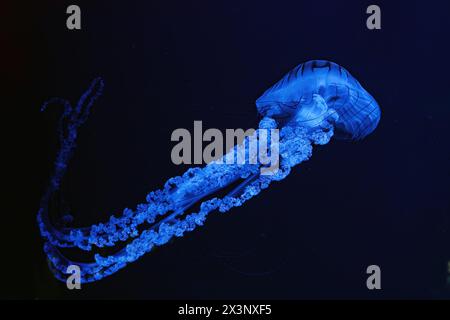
[256, 60, 381, 140]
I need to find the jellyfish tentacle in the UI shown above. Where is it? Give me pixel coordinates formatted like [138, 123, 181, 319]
[40, 93, 333, 281]
[42, 120, 330, 282]
[38, 78, 106, 249]
[40, 126, 264, 251]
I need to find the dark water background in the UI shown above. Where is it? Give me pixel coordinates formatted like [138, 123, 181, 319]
[6, 0, 450, 299]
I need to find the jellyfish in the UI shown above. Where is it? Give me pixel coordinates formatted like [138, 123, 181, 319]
[37, 60, 381, 282]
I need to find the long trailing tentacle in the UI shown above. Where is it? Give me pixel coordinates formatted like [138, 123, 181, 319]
[38, 78, 336, 282]
[38, 78, 105, 248]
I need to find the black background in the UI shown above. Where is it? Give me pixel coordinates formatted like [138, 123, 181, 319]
[4, 0, 450, 299]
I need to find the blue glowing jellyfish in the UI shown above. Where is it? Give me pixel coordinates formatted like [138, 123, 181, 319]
[37, 60, 381, 282]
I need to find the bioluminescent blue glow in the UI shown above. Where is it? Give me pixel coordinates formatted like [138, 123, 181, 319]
[37, 60, 381, 282]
